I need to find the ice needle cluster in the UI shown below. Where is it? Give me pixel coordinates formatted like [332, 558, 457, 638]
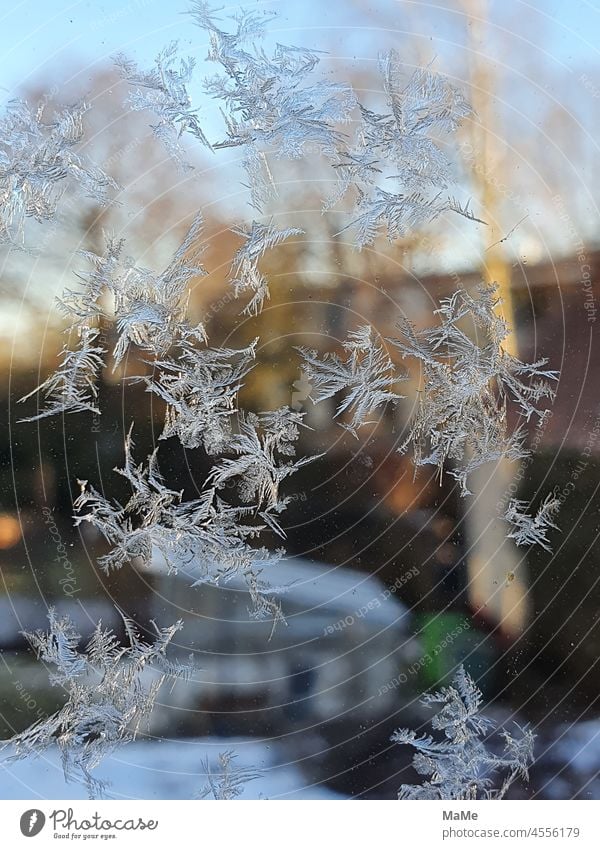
[393, 665, 534, 800]
[198, 751, 262, 800]
[73, 427, 295, 622]
[0, 98, 118, 246]
[115, 42, 212, 169]
[297, 325, 403, 436]
[391, 283, 557, 495]
[117, 4, 476, 246]
[333, 51, 481, 247]
[505, 493, 561, 552]
[2, 609, 190, 798]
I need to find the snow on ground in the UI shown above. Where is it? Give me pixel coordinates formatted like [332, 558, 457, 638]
[552, 720, 600, 774]
[0, 736, 345, 800]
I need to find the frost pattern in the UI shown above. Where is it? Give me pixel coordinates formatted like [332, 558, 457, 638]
[18, 327, 105, 421]
[345, 187, 482, 250]
[207, 408, 319, 537]
[116, 6, 476, 243]
[189, 6, 475, 242]
[73, 429, 290, 623]
[1, 608, 190, 799]
[115, 42, 212, 170]
[18, 214, 207, 420]
[229, 220, 303, 315]
[297, 325, 403, 436]
[18, 206, 307, 620]
[505, 493, 561, 552]
[8, 9, 564, 798]
[393, 665, 534, 800]
[331, 52, 480, 247]
[108, 212, 207, 366]
[191, 2, 356, 211]
[142, 333, 258, 453]
[0, 99, 118, 245]
[199, 750, 261, 799]
[390, 283, 558, 495]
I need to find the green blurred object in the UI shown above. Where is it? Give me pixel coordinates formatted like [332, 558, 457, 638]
[414, 611, 497, 697]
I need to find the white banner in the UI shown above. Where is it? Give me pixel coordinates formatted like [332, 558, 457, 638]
[0, 800, 598, 848]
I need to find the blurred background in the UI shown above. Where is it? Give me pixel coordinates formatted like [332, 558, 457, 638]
[1, 0, 600, 799]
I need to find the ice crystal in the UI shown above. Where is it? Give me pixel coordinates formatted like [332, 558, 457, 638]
[297, 325, 403, 436]
[347, 187, 483, 250]
[191, 2, 356, 210]
[505, 493, 561, 552]
[59, 238, 124, 328]
[115, 41, 212, 169]
[18, 215, 207, 421]
[0, 98, 118, 245]
[109, 212, 207, 365]
[198, 750, 262, 800]
[207, 407, 319, 536]
[141, 332, 257, 453]
[73, 430, 286, 623]
[332, 52, 479, 246]
[1, 608, 190, 799]
[18, 327, 105, 421]
[229, 220, 303, 315]
[393, 665, 534, 800]
[390, 283, 558, 495]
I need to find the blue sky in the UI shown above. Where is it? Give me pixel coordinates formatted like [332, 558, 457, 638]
[2, 0, 599, 100]
[1, 0, 599, 316]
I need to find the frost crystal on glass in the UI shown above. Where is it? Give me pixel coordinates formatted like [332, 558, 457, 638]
[229, 220, 303, 314]
[115, 42, 212, 170]
[505, 493, 561, 552]
[208, 407, 319, 536]
[332, 52, 480, 247]
[18, 327, 105, 421]
[297, 325, 403, 436]
[0, 99, 118, 245]
[191, 2, 356, 210]
[18, 214, 207, 421]
[390, 283, 558, 495]
[199, 750, 261, 799]
[74, 431, 288, 623]
[142, 333, 258, 453]
[60, 235, 124, 327]
[393, 665, 534, 800]
[108, 212, 207, 365]
[1, 608, 190, 799]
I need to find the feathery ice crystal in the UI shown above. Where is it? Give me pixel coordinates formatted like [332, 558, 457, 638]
[505, 493, 561, 552]
[390, 283, 557, 495]
[115, 41, 212, 169]
[297, 325, 404, 436]
[0, 99, 118, 247]
[393, 665, 534, 800]
[5, 2, 560, 800]
[1, 608, 190, 798]
[199, 751, 262, 800]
